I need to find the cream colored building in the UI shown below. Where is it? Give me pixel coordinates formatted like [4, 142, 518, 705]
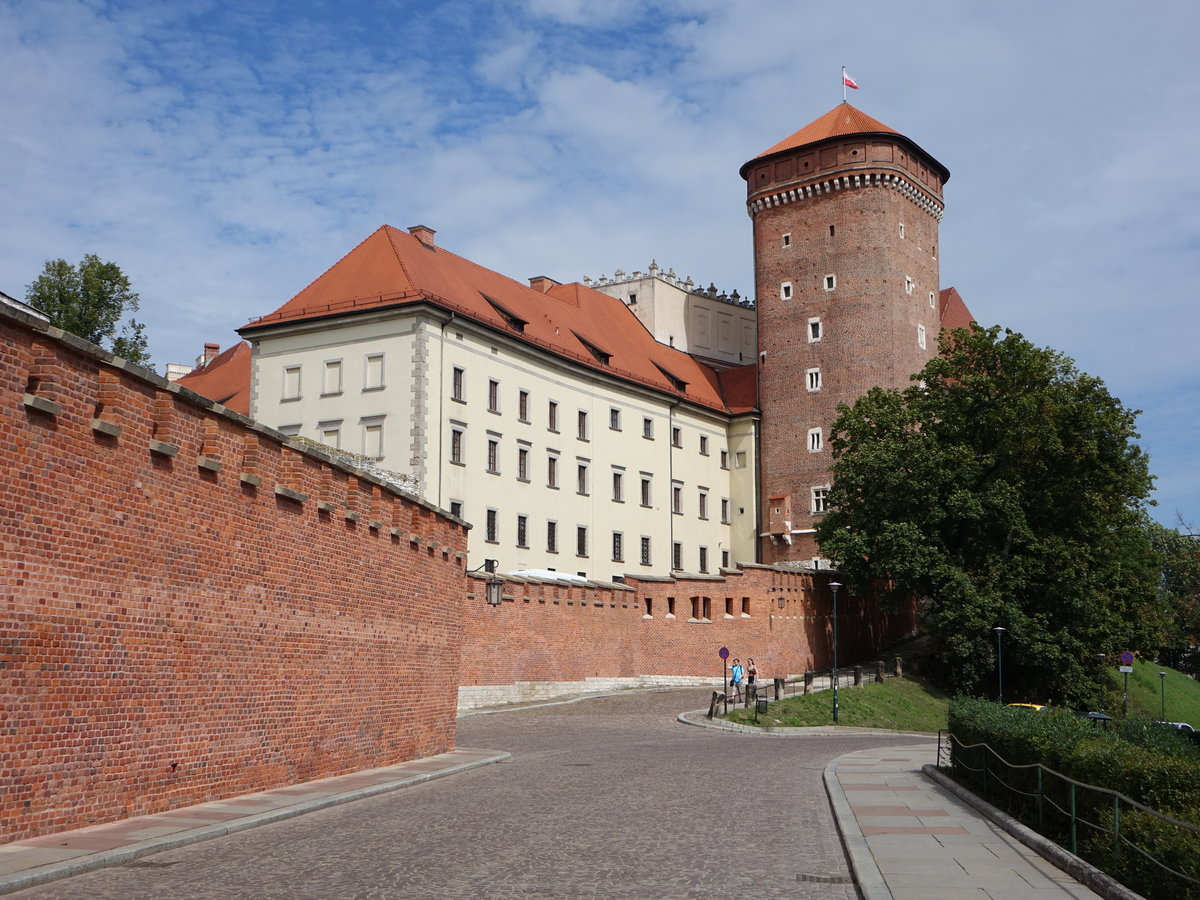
[584, 262, 757, 368]
[238, 225, 760, 582]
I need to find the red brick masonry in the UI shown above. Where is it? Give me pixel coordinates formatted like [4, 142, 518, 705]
[1, 307, 467, 842]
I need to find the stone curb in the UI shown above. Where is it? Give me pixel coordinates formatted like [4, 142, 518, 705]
[921, 765, 1144, 900]
[676, 708, 930, 738]
[823, 755, 891, 900]
[0, 750, 510, 897]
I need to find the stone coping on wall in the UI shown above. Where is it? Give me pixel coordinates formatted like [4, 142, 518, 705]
[1, 302, 465, 527]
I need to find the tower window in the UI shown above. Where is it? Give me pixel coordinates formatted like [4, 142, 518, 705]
[812, 486, 830, 513]
[824, 274, 836, 291]
[808, 318, 822, 342]
[808, 428, 823, 453]
[918, 325, 927, 350]
[899, 222, 906, 239]
[780, 282, 792, 300]
[781, 233, 791, 248]
[828, 224, 835, 237]
[806, 368, 821, 392]
[905, 276, 914, 295]
[929, 291, 937, 309]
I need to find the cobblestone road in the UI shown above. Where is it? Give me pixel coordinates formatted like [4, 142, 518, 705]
[13, 689, 931, 899]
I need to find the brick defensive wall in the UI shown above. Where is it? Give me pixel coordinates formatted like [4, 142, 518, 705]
[1, 304, 467, 842]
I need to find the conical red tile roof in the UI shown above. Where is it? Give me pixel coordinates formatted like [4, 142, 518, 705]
[752, 103, 900, 160]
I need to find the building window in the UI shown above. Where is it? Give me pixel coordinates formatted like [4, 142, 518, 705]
[720, 449, 729, 469]
[364, 353, 384, 391]
[671, 426, 682, 448]
[577, 463, 589, 495]
[609, 408, 621, 430]
[735, 451, 747, 468]
[487, 439, 499, 473]
[918, 324, 927, 350]
[640, 536, 652, 566]
[824, 274, 836, 291]
[449, 500, 463, 518]
[362, 421, 384, 460]
[812, 486, 830, 513]
[672, 484, 683, 515]
[698, 547, 709, 574]
[516, 514, 528, 548]
[642, 417, 654, 439]
[322, 360, 343, 396]
[486, 509, 498, 543]
[451, 367, 465, 402]
[741, 597, 750, 616]
[780, 282, 792, 300]
[488, 379, 500, 413]
[698, 490, 708, 520]
[320, 423, 341, 449]
[807, 368, 822, 391]
[577, 410, 589, 440]
[699, 435, 709, 456]
[627, 292, 637, 304]
[518, 390, 529, 422]
[645, 597, 653, 616]
[722, 549, 730, 569]
[548, 400, 559, 432]
[640, 476, 652, 507]
[808, 318, 822, 342]
[725, 597, 734, 618]
[517, 447, 529, 481]
[905, 276, 914, 295]
[899, 222, 906, 239]
[612, 532, 624, 562]
[450, 428, 464, 464]
[828, 224, 836, 237]
[576, 526, 588, 557]
[547, 455, 559, 488]
[782, 232, 791, 247]
[547, 520, 558, 553]
[612, 471, 624, 502]
[672, 542, 682, 571]
[282, 365, 301, 401]
[808, 428, 823, 453]
[929, 291, 936, 309]
[667, 597, 676, 617]
[721, 498, 730, 524]
[690, 596, 711, 620]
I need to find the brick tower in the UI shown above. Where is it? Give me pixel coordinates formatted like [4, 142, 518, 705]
[742, 103, 950, 563]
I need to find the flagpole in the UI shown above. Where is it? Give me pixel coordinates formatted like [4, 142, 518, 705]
[842, 66, 847, 103]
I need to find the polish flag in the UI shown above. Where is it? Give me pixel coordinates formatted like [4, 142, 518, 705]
[843, 71, 860, 90]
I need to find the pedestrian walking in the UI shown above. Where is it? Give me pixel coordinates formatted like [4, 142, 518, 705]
[747, 658, 759, 698]
[729, 658, 744, 702]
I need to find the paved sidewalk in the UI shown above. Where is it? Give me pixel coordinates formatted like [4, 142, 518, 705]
[0, 747, 507, 896]
[826, 745, 1108, 899]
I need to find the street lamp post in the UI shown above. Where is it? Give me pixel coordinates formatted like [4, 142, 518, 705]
[992, 627, 1007, 705]
[829, 582, 843, 724]
[1159, 671, 1167, 721]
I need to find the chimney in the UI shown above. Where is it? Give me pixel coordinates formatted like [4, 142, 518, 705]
[203, 342, 220, 365]
[528, 275, 561, 294]
[407, 224, 436, 247]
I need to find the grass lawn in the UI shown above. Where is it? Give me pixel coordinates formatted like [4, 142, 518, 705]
[1108, 659, 1200, 726]
[725, 675, 950, 732]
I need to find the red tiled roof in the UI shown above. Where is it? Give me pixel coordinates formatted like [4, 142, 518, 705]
[751, 103, 900, 161]
[241, 226, 745, 413]
[716, 364, 758, 415]
[938, 287, 975, 333]
[176, 341, 252, 415]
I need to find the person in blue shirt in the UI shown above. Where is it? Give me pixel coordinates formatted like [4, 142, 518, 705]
[730, 659, 745, 702]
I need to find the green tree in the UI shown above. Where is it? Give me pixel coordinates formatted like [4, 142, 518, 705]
[1149, 518, 1200, 674]
[26, 254, 151, 366]
[815, 325, 1161, 705]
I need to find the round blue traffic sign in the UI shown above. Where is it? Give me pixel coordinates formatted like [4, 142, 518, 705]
[719, 647, 730, 660]
[1120, 650, 1134, 666]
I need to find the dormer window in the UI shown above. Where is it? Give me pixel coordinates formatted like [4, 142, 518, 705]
[573, 332, 612, 366]
[482, 295, 526, 333]
[653, 363, 688, 393]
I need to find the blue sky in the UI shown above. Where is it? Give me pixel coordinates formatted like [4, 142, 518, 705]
[2, 0, 1198, 527]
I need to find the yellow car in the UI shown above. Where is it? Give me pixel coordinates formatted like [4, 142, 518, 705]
[1006, 702, 1048, 712]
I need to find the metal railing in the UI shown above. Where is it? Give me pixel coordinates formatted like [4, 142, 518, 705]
[937, 730, 1200, 897]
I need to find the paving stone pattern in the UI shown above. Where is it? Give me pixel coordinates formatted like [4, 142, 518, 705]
[8, 689, 931, 899]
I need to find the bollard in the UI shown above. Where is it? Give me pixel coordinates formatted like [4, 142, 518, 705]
[894, 655, 904, 677]
[707, 690, 724, 719]
[874, 660, 885, 683]
[853, 665, 863, 686]
[743, 684, 754, 707]
[804, 671, 814, 694]
[773, 676, 784, 700]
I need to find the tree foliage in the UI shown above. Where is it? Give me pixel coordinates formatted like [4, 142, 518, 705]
[1149, 517, 1200, 674]
[26, 254, 151, 366]
[815, 325, 1162, 705]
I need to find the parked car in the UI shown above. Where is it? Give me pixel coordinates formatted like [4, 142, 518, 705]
[1006, 702, 1048, 712]
[1153, 721, 1195, 733]
[1073, 711, 1114, 726]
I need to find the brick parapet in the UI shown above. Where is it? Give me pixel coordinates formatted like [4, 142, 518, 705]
[1, 304, 467, 843]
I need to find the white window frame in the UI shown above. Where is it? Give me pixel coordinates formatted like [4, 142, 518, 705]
[918, 324, 927, 350]
[808, 317, 822, 343]
[812, 485, 830, 514]
[364, 353, 385, 391]
[806, 367, 821, 392]
[780, 281, 793, 300]
[322, 359, 343, 396]
[282, 365, 301, 401]
[823, 274, 836, 292]
[807, 427, 823, 453]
